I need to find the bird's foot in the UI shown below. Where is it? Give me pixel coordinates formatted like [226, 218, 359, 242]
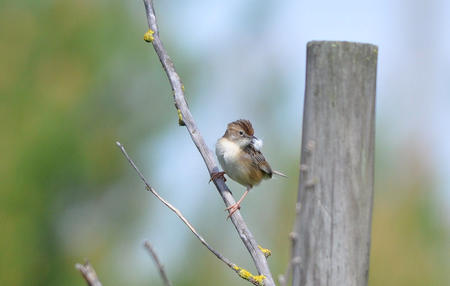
[225, 202, 241, 219]
[209, 171, 226, 183]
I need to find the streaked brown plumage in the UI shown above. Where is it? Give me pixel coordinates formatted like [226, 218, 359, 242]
[214, 119, 286, 218]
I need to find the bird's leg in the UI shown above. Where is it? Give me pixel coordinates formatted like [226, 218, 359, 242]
[226, 186, 251, 219]
[209, 171, 226, 183]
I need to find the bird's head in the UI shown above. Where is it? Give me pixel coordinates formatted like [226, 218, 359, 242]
[224, 119, 263, 150]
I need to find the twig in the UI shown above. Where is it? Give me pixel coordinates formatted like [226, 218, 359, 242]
[141, 1, 275, 285]
[116, 141, 233, 268]
[117, 142, 265, 285]
[144, 241, 173, 286]
[278, 203, 302, 286]
[75, 260, 102, 286]
[278, 232, 299, 286]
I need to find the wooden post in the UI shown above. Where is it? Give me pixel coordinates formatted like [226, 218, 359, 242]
[292, 41, 378, 286]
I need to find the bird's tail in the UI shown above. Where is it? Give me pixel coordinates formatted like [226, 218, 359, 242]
[272, 170, 288, 178]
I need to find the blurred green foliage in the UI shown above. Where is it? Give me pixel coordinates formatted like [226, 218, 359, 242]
[0, 0, 168, 284]
[369, 144, 450, 285]
[0, 1, 448, 286]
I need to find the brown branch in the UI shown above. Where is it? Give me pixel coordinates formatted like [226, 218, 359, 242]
[144, 241, 172, 286]
[117, 142, 266, 286]
[75, 260, 102, 286]
[141, 1, 275, 285]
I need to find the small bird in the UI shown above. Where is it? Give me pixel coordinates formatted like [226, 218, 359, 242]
[212, 119, 286, 218]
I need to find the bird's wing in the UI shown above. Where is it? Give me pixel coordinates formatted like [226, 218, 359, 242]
[244, 145, 272, 178]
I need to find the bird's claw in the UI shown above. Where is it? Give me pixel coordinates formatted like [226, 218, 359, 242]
[225, 203, 241, 219]
[209, 171, 226, 183]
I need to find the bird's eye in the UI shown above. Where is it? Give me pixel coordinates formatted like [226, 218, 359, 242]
[239, 131, 244, 136]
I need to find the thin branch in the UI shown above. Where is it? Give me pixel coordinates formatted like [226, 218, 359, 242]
[144, 241, 173, 286]
[279, 202, 302, 286]
[278, 232, 299, 286]
[116, 141, 233, 268]
[141, 1, 275, 285]
[75, 260, 102, 286]
[117, 142, 265, 286]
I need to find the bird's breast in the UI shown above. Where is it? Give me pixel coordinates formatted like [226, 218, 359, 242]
[215, 138, 264, 187]
[216, 138, 241, 168]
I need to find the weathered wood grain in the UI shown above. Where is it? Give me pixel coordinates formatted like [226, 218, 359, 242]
[292, 41, 377, 286]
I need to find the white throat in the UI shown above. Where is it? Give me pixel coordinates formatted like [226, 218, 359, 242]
[216, 137, 241, 160]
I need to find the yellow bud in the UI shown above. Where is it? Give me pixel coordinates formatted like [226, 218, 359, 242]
[258, 245, 272, 258]
[144, 29, 155, 42]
